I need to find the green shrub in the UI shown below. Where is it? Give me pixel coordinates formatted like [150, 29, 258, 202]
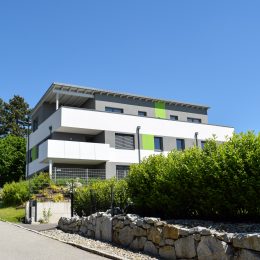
[127, 132, 260, 220]
[2, 181, 29, 206]
[74, 178, 128, 217]
[30, 173, 53, 194]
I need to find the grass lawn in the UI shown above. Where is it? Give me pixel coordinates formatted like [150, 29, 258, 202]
[0, 202, 25, 222]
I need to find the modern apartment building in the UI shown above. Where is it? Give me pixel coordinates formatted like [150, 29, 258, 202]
[28, 83, 234, 180]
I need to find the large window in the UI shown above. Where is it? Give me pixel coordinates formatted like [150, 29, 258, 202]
[187, 117, 201, 123]
[138, 111, 147, 117]
[105, 107, 123, 113]
[170, 115, 178, 121]
[115, 133, 135, 150]
[176, 139, 185, 151]
[154, 137, 163, 151]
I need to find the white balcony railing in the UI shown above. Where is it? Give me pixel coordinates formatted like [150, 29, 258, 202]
[39, 140, 110, 163]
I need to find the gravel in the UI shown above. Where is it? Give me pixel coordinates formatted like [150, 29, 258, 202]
[169, 219, 260, 233]
[41, 229, 158, 260]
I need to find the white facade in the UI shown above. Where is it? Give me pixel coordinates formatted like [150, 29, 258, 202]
[28, 106, 234, 177]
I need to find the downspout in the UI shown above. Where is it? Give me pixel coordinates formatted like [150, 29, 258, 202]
[136, 126, 141, 164]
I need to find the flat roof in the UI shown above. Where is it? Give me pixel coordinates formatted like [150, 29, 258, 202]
[31, 82, 210, 116]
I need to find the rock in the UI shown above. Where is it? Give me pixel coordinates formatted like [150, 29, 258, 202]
[178, 227, 190, 237]
[118, 226, 134, 247]
[144, 241, 158, 255]
[147, 227, 162, 244]
[155, 221, 166, 227]
[159, 240, 165, 246]
[79, 225, 87, 235]
[144, 217, 160, 224]
[163, 225, 179, 240]
[133, 226, 147, 237]
[165, 239, 174, 246]
[159, 246, 176, 260]
[233, 233, 260, 252]
[142, 223, 151, 229]
[189, 226, 211, 236]
[214, 232, 234, 243]
[175, 235, 196, 259]
[236, 249, 260, 260]
[87, 229, 95, 238]
[126, 214, 139, 222]
[114, 220, 124, 230]
[124, 219, 131, 225]
[130, 237, 147, 251]
[136, 219, 144, 227]
[100, 215, 112, 242]
[194, 233, 201, 241]
[197, 236, 233, 260]
[87, 223, 94, 231]
[95, 216, 102, 240]
[130, 221, 137, 228]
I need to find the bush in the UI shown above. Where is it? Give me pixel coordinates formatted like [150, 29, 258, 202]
[30, 173, 52, 194]
[74, 178, 128, 217]
[2, 181, 29, 206]
[127, 132, 260, 221]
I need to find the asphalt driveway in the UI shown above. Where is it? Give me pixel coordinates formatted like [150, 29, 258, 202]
[0, 221, 107, 260]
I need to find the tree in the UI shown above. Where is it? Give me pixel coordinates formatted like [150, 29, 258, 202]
[0, 95, 31, 138]
[0, 135, 26, 186]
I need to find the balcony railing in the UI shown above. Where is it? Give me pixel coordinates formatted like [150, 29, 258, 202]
[52, 167, 106, 184]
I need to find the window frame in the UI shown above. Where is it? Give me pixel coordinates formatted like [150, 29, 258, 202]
[138, 111, 147, 117]
[154, 136, 163, 151]
[105, 107, 124, 114]
[170, 115, 178, 121]
[115, 133, 135, 150]
[176, 138, 185, 151]
[187, 117, 202, 123]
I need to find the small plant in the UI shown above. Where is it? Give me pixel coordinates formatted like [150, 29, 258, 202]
[42, 208, 52, 223]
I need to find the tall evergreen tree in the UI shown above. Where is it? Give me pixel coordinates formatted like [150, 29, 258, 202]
[0, 95, 31, 138]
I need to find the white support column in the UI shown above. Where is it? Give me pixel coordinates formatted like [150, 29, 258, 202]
[49, 159, 53, 179]
[56, 93, 59, 110]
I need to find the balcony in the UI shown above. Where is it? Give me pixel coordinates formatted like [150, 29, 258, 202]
[39, 140, 110, 164]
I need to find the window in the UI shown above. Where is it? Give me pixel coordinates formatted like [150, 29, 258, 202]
[170, 115, 178, 121]
[154, 137, 163, 151]
[187, 117, 201, 123]
[176, 139, 185, 151]
[138, 111, 147, 117]
[115, 133, 135, 150]
[201, 141, 206, 149]
[32, 119, 38, 132]
[116, 165, 130, 180]
[105, 107, 123, 113]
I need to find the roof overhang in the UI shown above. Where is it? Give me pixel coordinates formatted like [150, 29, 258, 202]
[31, 82, 210, 116]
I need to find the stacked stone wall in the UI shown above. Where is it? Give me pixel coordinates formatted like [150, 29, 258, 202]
[58, 213, 260, 259]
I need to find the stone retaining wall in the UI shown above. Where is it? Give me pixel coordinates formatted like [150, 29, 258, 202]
[58, 213, 260, 259]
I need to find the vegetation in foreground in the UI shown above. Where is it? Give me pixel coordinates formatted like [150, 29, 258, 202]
[0, 202, 25, 222]
[128, 132, 260, 221]
[1, 132, 260, 222]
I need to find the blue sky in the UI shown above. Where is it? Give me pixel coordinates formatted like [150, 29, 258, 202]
[0, 1, 259, 133]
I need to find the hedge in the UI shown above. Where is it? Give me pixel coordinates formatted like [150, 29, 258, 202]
[127, 132, 260, 220]
[74, 178, 128, 217]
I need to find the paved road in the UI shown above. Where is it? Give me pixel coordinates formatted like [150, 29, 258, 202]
[0, 221, 107, 260]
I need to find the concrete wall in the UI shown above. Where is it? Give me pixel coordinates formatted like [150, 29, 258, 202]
[25, 201, 71, 224]
[32, 102, 56, 126]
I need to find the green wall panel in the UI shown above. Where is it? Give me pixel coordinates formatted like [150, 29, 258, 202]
[155, 102, 166, 119]
[142, 134, 154, 150]
[31, 146, 38, 161]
